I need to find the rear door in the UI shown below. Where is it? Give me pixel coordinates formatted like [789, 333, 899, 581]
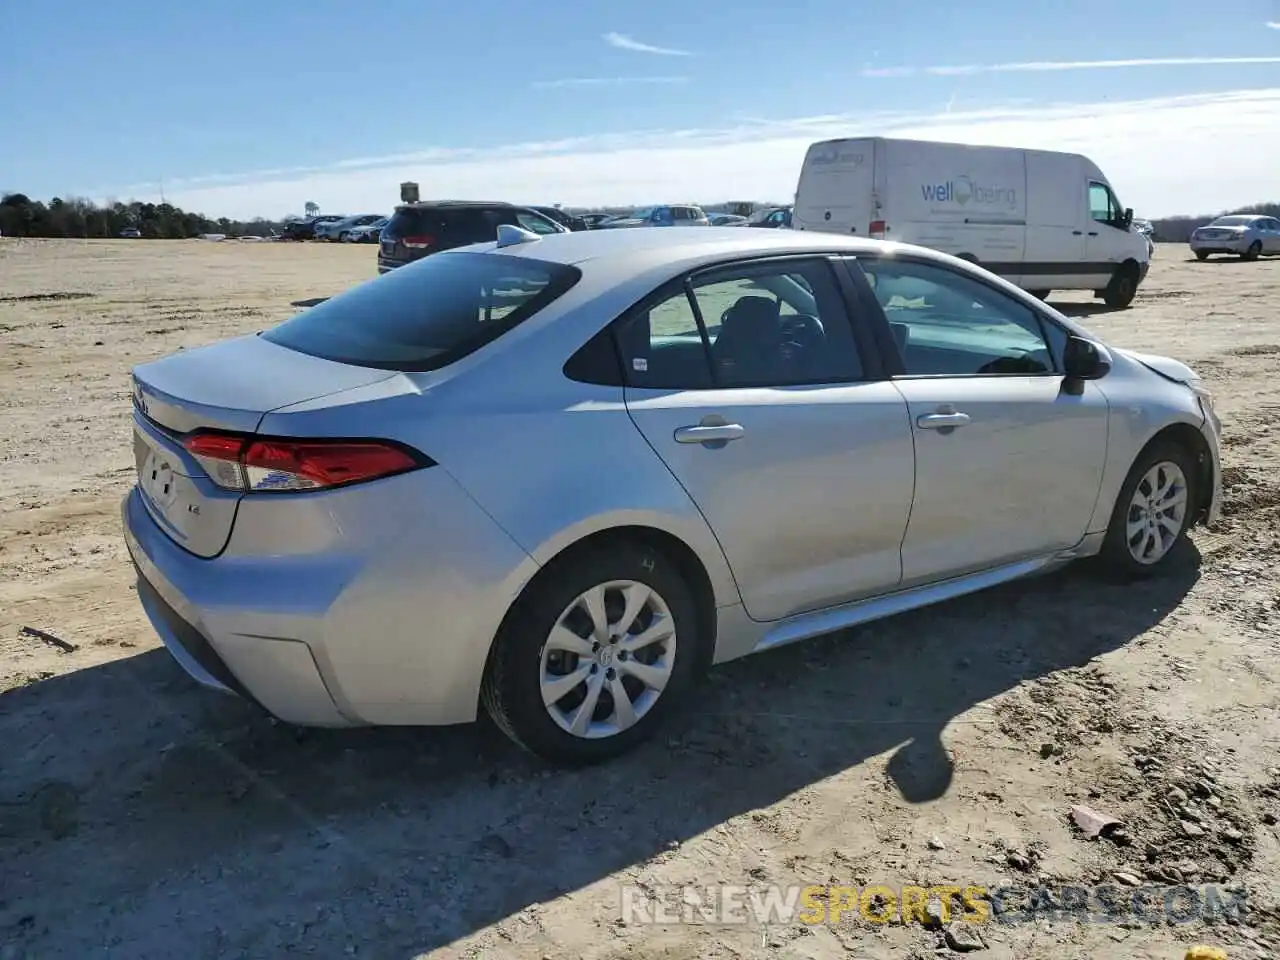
[621, 255, 915, 622]
[793, 140, 876, 236]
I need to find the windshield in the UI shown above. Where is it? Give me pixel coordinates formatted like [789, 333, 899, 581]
[630, 207, 656, 220]
[1212, 216, 1254, 226]
[262, 252, 582, 371]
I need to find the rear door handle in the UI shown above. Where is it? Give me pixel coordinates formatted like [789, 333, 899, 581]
[917, 412, 971, 429]
[674, 423, 745, 444]
[1087, 231, 1099, 237]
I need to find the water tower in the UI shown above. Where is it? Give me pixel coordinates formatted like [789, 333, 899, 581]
[304, 201, 319, 217]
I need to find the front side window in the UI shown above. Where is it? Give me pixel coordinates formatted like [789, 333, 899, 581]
[859, 258, 1064, 377]
[1088, 182, 1126, 226]
[616, 259, 863, 389]
[263, 252, 581, 372]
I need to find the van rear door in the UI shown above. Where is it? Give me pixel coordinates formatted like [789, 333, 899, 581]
[794, 139, 876, 236]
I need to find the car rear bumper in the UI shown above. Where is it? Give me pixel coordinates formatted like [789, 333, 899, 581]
[1190, 237, 1250, 255]
[122, 466, 540, 727]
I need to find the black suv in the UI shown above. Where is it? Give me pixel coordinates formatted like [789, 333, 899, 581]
[281, 215, 344, 241]
[377, 201, 566, 273]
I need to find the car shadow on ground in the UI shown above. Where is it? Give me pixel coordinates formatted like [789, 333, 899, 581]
[0, 547, 1201, 957]
[289, 297, 329, 308]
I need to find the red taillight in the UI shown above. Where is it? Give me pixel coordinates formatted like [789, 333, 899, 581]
[401, 235, 435, 249]
[182, 432, 427, 493]
[869, 219, 886, 240]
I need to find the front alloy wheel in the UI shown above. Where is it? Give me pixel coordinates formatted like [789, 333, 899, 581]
[1096, 441, 1197, 579]
[1124, 461, 1189, 565]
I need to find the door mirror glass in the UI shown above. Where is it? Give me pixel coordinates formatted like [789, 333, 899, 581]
[1122, 207, 1134, 229]
[1063, 336, 1112, 380]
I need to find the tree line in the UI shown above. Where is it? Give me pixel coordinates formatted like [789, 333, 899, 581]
[3, 189, 1277, 244]
[0, 192, 283, 240]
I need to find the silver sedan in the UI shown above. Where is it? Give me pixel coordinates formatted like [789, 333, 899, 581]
[122, 226, 1222, 764]
[1190, 214, 1280, 261]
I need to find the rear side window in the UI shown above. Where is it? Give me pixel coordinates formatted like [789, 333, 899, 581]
[262, 252, 581, 372]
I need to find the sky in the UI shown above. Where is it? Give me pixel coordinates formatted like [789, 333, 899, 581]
[2, 0, 1280, 220]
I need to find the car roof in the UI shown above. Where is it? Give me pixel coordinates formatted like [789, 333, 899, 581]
[455, 225, 912, 271]
[394, 200, 516, 211]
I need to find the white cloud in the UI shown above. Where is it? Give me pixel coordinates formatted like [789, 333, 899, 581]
[864, 55, 1280, 77]
[1267, 21, 1280, 28]
[531, 76, 689, 89]
[603, 32, 691, 56]
[117, 88, 1280, 220]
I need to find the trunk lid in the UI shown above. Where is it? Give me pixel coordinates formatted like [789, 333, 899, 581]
[130, 334, 397, 557]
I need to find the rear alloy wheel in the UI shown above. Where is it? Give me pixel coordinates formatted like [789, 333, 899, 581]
[1243, 241, 1262, 262]
[1096, 442, 1196, 580]
[1101, 264, 1138, 309]
[482, 543, 699, 764]
[1026, 290, 1051, 301]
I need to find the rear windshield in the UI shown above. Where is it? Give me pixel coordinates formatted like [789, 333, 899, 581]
[262, 252, 581, 372]
[1211, 216, 1254, 226]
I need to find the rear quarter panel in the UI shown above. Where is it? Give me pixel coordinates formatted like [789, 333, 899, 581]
[258, 264, 746, 613]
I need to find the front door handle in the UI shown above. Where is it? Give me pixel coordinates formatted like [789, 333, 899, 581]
[1072, 230, 1083, 236]
[917, 412, 971, 429]
[674, 423, 745, 445]
[1087, 231, 1099, 237]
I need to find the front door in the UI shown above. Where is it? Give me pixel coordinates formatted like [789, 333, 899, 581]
[852, 255, 1111, 586]
[620, 256, 915, 622]
[1084, 181, 1134, 288]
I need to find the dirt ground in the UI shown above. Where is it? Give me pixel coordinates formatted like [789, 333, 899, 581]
[2, 237, 1280, 960]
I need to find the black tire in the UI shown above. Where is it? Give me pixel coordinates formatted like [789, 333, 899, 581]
[1026, 290, 1051, 301]
[1101, 263, 1138, 309]
[1195, 251, 1209, 261]
[1243, 241, 1262, 262]
[1095, 440, 1198, 581]
[481, 541, 702, 765]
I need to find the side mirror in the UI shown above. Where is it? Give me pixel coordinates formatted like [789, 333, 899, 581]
[1063, 336, 1112, 383]
[1122, 207, 1134, 229]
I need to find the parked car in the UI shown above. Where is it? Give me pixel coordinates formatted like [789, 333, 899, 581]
[119, 228, 142, 239]
[1189, 214, 1280, 261]
[1131, 218, 1155, 257]
[794, 137, 1150, 307]
[316, 214, 384, 242]
[580, 213, 617, 229]
[747, 207, 792, 229]
[376, 201, 565, 273]
[600, 205, 710, 228]
[709, 213, 749, 226]
[344, 217, 388, 243]
[281, 215, 344, 241]
[124, 227, 1221, 765]
[530, 206, 589, 232]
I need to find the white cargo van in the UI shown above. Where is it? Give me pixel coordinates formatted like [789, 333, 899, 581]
[793, 138, 1150, 308]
